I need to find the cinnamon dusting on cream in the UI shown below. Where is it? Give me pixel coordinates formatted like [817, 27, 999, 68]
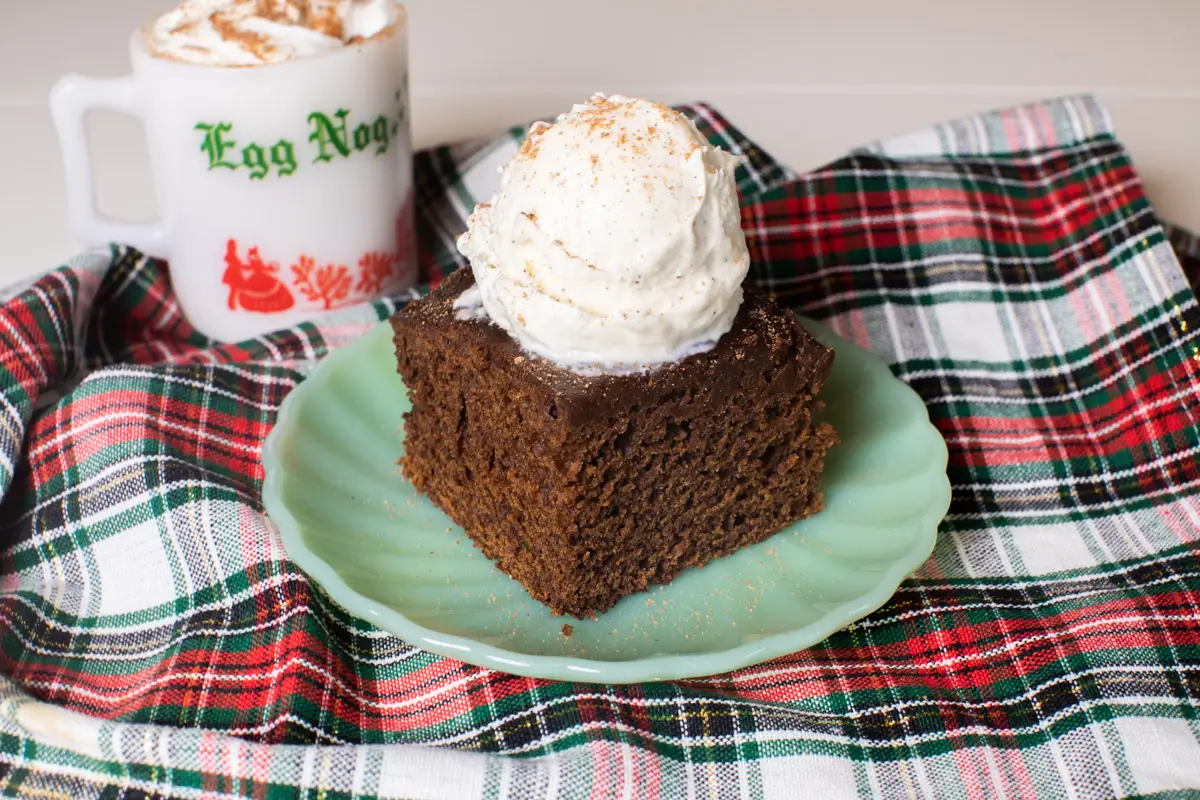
[144, 0, 398, 66]
[457, 93, 750, 373]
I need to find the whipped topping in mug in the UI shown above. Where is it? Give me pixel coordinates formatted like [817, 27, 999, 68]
[143, 0, 397, 66]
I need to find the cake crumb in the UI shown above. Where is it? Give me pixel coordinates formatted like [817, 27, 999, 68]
[561, 624, 574, 638]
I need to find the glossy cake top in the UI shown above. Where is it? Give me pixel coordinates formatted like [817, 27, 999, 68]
[398, 268, 834, 423]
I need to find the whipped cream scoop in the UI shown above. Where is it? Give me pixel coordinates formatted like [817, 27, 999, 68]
[144, 0, 395, 66]
[456, 93, 750, 373]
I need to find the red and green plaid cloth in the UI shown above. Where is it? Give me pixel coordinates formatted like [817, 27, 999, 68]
[0, 95, 1198, 799]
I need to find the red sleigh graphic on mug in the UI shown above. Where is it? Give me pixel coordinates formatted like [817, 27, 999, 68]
[222, 240, 296, 313]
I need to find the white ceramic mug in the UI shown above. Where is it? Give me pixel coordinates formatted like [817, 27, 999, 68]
[49, 6, 415, 342]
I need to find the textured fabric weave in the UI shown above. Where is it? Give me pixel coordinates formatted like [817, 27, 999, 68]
[0, 95, 1198, 799]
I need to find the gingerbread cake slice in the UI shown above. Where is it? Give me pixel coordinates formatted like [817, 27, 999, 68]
[392, 268, 837, 618]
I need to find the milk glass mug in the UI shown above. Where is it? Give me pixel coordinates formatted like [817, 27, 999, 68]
[49, 3, 415, 341]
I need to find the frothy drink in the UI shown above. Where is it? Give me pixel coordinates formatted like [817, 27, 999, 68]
[143, 0, 398, 66]
[52, 0, 415, 341]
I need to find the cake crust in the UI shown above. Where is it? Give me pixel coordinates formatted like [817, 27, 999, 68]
[392, 268, 837, 618]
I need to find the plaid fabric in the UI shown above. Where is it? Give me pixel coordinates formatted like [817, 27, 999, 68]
[0, 95, 1198, 800]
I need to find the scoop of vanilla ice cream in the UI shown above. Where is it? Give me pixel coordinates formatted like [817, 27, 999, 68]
[455, 93, 750, 373]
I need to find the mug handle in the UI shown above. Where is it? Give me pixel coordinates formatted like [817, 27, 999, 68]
[48, 74, 167, 258]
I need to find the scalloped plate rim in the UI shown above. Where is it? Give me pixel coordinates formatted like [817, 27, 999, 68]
[263, 316, 951, 684]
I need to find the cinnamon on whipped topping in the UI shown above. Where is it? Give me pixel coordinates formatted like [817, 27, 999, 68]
[143, 0, 398, 66]
[456, 94, 751, 374]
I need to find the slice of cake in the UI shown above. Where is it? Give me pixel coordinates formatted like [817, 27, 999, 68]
[393, 269, 837, 618]
[391, 94, 837, 618]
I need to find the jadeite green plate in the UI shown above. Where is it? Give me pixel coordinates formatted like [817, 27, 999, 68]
[262, 317, 951, 683]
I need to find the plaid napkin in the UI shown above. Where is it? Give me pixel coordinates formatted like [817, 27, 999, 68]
[0, 95, 1198, 800]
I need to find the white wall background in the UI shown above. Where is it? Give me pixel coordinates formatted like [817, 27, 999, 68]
[2, 0, 1199, 284]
